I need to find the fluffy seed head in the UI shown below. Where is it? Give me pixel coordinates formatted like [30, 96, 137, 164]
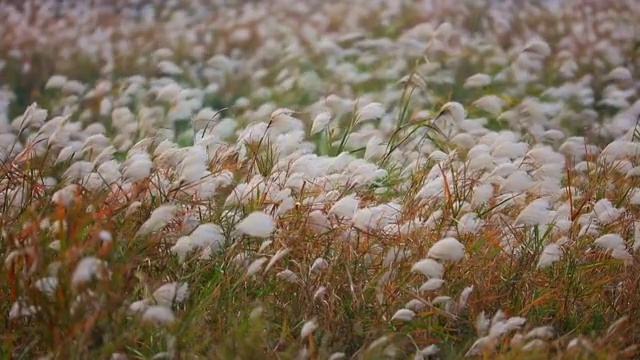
[464, 73, 491, 88]
[141, 306, 176, 325]
[300, 319, 318, 338]
[310, 111, 331, 135]
[593, 234, 625, 250]
[329, 194, 359, 220]
[236, 211, 276, 238]
[71, 257, 105, 288]
[356, 102, 385, 122]
[514, 198, 551, 226]
[523, 38, 551, 57]
[428, 237, 465, 261]
[391, 308, 415, 322]
[537, 243, 563, 268]
[152, 282, 189, 307]
[123, 152, 152, 182]
[136, 204, 177, 237]
[411, 258, 445, 278]
[419, 278, 445, 292]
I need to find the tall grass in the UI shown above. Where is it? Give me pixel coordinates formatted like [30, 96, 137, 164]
[1, 0, 639, 359]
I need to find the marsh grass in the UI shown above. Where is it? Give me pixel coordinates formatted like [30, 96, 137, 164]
[1, 0, 640, 359]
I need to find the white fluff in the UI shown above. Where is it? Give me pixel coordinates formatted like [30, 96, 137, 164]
[157, 60, 183, 76]
[352, 205, 399, 231]
[34, 277, 58, 297]
[123, 152, 153, 182]
[300, 319, 318, 338]
[537, 243, 563, 268]
[128, 300, 149, 314]
[514, 198, 550, 226]
[405, 299, 427, 312]
[136, 204, 177, 237]
[592, 198, 624, 224]
[152, 282, 189, 307]
[411, 258, 445, 279]
[189, 223, 225, 250]
[313, 286, 327, 300]
[64, 161, 94, 181]
[310, 257, 329, 273]
[465, 336, 494, 357]
[472, 95, 504, 115]
[593, 234, 625, 250]
[364, 136, 386, 161]
[457, 213, 484, 234]
[156, 83, 183, 103]
[15, 102, 48, 131]
[310, 112, 331, 135]
[464, 73, 491, 88]
[329, 194, 359, 220]
[500, 170, 534, 194]
[246, 257, 268, 276]
[419, 278, 445, 292]
[177, 145, 208, 185]
[236, 211, 275, 238]
[428, 237, 465, 261]
[390, 308, 415, 322]
[52, 184, 80, 208]
[170, 236, 193, 262]
[458, 285, 474, 309]
[45, 75, 67, 89]
[471, 183, 494, 206]
[600, 141, 640, 163]
[276, 269, 299, 283]
[605, 66, 632, 81]
[439, 102, 466, 123]
[523, 38, 551, 57]
[356, 102, 385, 122]
[611, 248, 633, 260]
[141, 306, 176, 325]
[71, 257, 105, 288]
[307, 210, 332, 233]
[492, 141, 528, 159]
[417, 345, 440, 357]
[525, 326, 555, 340]
[9, 301, 39, 319]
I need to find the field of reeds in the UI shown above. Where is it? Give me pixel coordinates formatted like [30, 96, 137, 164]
[1, 0, 640, 358]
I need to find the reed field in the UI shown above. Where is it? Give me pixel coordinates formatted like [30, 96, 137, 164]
[1, 0, 640, 358]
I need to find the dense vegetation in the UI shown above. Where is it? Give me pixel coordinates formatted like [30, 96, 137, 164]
[1, 0, 639, 358]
